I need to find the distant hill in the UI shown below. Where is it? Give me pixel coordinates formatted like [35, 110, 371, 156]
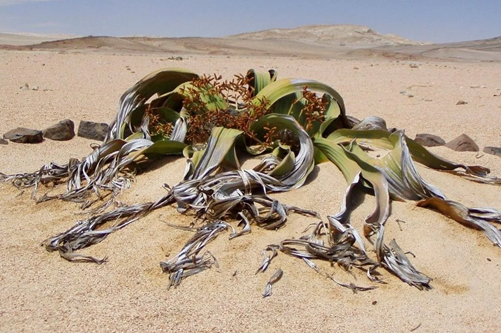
[0, 33, 78, 46]
[227, 24, 426, 47]
[352, 35, 501, 62]
[1, 25, 500, 62]
[0, 25, 425, 49]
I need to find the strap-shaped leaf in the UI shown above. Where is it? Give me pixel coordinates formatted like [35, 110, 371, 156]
[189, 127, 243, 180]
[246, 69, 277, 96]
[251, 114, 315, 189]
[131, 140, 187, 161]
[315, 137, 390, 231]
[108, 68, 199, 140]
[417, 197, 501, 247]
[328, 128, 500, 183]
[252, 78, 349, 129]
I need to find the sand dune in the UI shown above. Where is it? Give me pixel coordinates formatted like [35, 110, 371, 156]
[1, 25, 501, 332]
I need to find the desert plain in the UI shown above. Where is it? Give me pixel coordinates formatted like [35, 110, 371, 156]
[1, 26, 501, 332]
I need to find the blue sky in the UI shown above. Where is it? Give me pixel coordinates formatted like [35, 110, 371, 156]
[0, 0, 499, 43]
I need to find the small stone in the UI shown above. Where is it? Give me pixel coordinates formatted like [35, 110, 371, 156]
[0, 138, 8, 145]
[43, 119, 75, 141]
[445, 134, 479, 152]
[399, 90, 413, 98]
[456, 100, 468, 105]
[3, 127, 43, 143]
[77, 121, 109, 141]
[20, 83, 29, 90]
[414, 133, 446, 147]
[167, 56, 183, 61]
[483, 146, 501, 157]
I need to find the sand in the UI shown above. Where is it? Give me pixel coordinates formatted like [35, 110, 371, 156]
[1, 47, 501, 332]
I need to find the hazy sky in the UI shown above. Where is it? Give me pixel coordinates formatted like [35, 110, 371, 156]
[0, 0, 499, 43]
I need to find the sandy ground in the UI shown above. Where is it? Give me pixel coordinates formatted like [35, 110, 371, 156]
[1, 49, 501, 332]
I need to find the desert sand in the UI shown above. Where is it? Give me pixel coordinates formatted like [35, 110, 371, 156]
[1, 28, 501, 332]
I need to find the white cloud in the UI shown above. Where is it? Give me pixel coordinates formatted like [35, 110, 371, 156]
[0, 0, 58, 6]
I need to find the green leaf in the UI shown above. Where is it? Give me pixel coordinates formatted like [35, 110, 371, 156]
[251, 114, 315, 188]
[190, 127, 243, 180]
[253, 78, 346, 119]
[173, 81, 229, 114]
[315, 137, 390, 229]
[313, 137, 360, 183]
[246, 69, 276, 96]
[134, 140, 187, 159]
[109, 68, 199, 140]
[268, 145, 296, 178]
[328, 129, 499, 183]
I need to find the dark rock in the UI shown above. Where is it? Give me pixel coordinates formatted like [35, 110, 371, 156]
[483, 146, 501, 157]
[399, 90, 414, 97]
[0, 138, 8, 145]
[456, 100, 468, 105]
[3, 127, 43, 143]
[414, 133, 446, 147]
[43, 119, 75, 141]
[77, 121, 109, 141]
[445, 134, 479, 152]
